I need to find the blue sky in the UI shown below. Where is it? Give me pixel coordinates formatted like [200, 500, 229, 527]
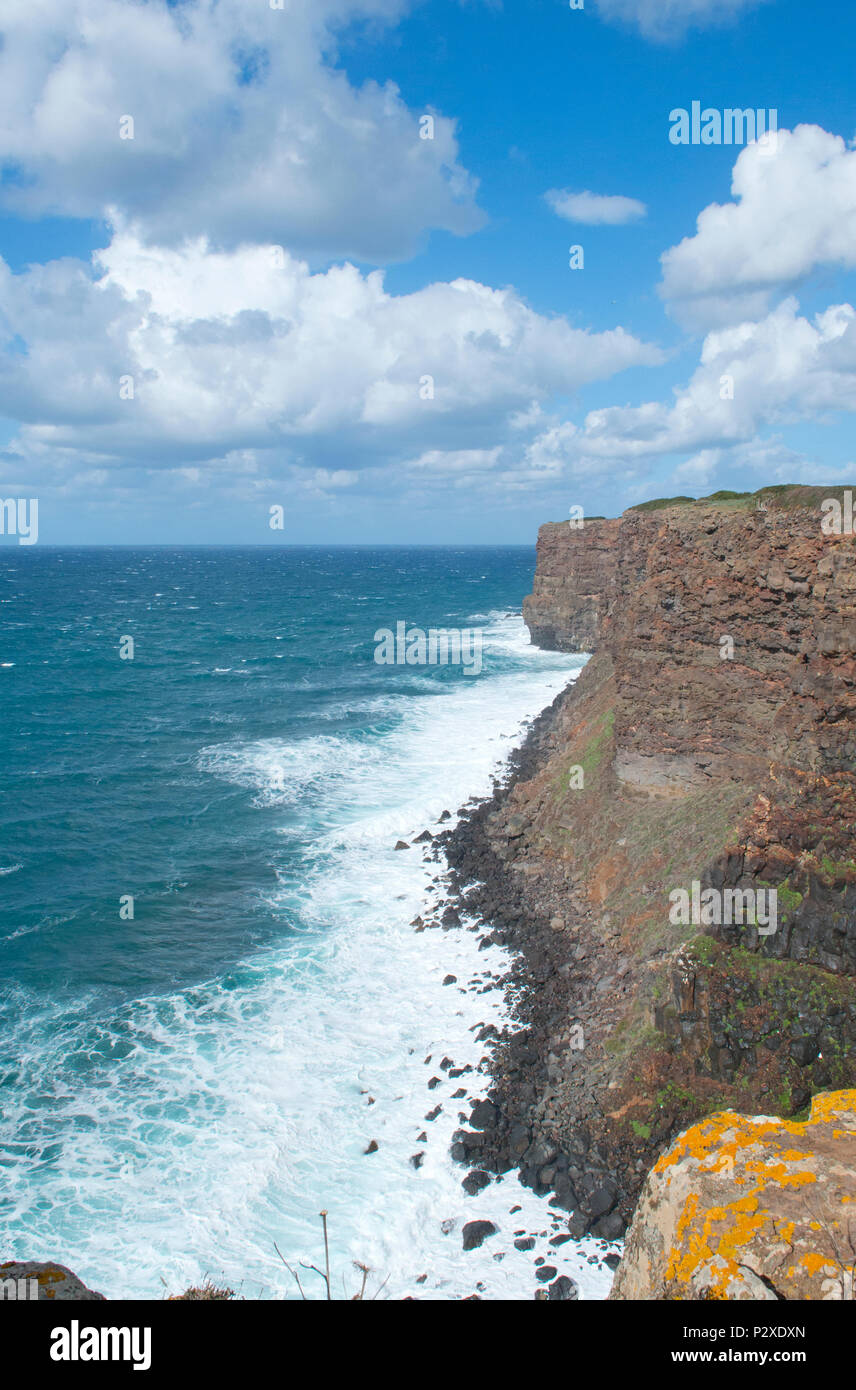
[1, 0, 856, 543]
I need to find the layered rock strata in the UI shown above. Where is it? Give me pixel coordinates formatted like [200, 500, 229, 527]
[444, 487, 856, 1253]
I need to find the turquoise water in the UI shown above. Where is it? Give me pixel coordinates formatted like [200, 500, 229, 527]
[0, 546, 604, 1299]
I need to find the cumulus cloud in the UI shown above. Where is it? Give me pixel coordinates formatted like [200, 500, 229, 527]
[661, 127, 856, 329]
[595, 0, 770, 41]
[545, 189, 646, 226]
[667, 439, 826, 491]
[0, 0, 481, 261]
[517, 127, 856, 498]
[520, 298, 856, 471]
[0, 230, 662, 492]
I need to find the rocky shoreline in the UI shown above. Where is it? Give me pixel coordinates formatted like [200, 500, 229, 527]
[434, 682, 643, 1242]
[429, 486, 856, 1256]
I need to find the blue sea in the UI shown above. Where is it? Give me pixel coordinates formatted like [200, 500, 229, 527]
[0, 546, 607, 1300]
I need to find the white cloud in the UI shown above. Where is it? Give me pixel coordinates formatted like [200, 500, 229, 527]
[522, 298, 856, 468]
[595, 0, 770, 41]
[545, 189, 646, 226]
[661, 127, 856, 329]
[0, 0, 481, 261]
[0, 230, 662, 493]
[670, 448, 722, 488]
[405, 448, 502, 475]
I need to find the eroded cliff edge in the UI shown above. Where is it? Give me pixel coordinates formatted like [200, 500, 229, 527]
[443, 486, 856, 1242]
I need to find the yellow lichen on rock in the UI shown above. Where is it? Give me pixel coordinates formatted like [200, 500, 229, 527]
[610, 1090, 856, 1300]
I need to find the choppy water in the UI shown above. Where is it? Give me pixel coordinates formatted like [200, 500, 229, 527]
[0, 546, 613, 1299]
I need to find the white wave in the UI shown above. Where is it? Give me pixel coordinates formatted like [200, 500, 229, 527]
[199, 733, 377, 809]
[3, 619, 613, 1301]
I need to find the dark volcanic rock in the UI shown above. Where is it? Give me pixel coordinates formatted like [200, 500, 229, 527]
[461, 1169, 492, 1195]
[462, 1221, 497, 1251]
[547, 1275, 579, 1300]
[468, 1098, 498, 1130]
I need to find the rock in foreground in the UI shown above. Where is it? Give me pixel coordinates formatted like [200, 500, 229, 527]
[611, 1090, 856, 1300]
[0, 1261, 105, 1300]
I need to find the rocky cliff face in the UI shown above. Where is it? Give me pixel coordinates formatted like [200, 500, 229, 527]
[525, 490, 856, 953]
[522, 519, 619, 653]
[445, 487, 856, 1248]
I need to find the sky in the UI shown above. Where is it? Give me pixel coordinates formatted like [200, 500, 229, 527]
[1, 0, 856, 543]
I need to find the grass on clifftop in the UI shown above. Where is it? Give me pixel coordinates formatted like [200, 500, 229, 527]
[628, 484, 856, 515]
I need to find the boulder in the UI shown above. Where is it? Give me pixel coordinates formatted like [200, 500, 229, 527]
[461, 1169, 492, 1196]
[0, 1261, 105, 1301]
[547, 1275, 579, 1300]
[610, 1090, 856, 1300]
[462, 1221, 497, 1251]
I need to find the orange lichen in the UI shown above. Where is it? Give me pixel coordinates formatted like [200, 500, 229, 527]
[652, 1091, 856, 1298]
[799, 1252, 839, 1277]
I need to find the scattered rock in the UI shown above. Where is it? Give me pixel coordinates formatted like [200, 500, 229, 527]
[461, 1170, 492, 1195]
[547, 1275, 579, 1301]
[469, 1098, 498, 1130]
[462, 1221, 497, 1251]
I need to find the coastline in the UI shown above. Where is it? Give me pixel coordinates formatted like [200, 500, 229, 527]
[435, 672, 644, 1243]
[435, 490, 856, 1265]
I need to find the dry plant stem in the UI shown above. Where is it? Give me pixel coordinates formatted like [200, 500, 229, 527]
[321, 1210, 331, 1301]
[273, 1241, 307, 1301]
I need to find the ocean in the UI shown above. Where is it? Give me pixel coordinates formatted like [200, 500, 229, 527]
[0, 545, 611, 1300]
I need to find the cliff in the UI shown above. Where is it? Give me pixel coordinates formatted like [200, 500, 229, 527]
[444, 485, 856, 1249]
[521, 487, 856, 969]
[522, 518, 620, 652]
